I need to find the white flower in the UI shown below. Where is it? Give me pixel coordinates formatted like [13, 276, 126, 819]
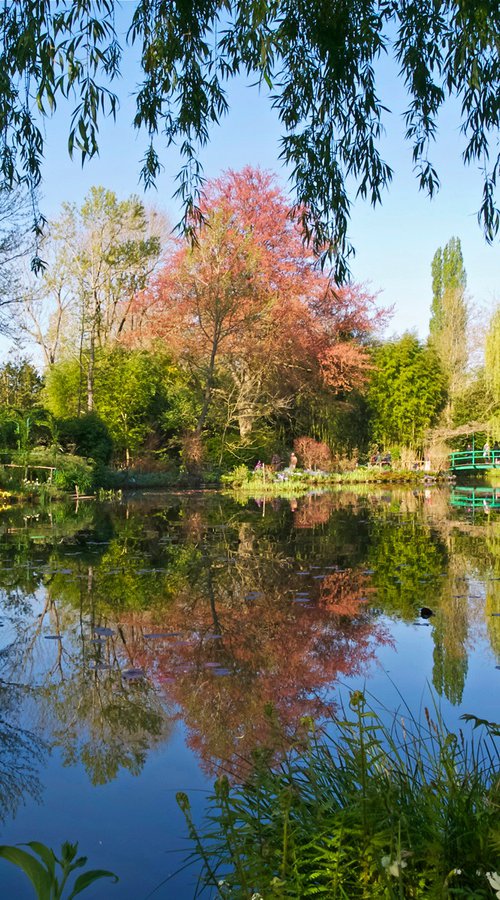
[486, 872, 500, 898]
[389, 859, 407, 877]
[382, 854, 408, 877]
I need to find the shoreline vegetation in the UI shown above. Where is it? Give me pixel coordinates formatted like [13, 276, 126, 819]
[221, 464, 455, 493]
[2, 694, 499, 899]
[178, 692, 500, 899]
[0, 457, 460, 504]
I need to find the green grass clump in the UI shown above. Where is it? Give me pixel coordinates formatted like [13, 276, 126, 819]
[178, 693, 500, 898]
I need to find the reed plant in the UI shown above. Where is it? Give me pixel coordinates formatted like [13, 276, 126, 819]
[178, 692, 500, 898]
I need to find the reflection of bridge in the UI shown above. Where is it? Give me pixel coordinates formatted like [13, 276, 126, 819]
[449, 449, 500, 472]
[450, 486, 500, 509]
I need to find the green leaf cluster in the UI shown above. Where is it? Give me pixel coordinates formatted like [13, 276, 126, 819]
[0, 840, 117, 899]
[368, 334, 447, 449]
[486, 307, 500, 416]
[44, 347, 195, 465]
[0, 2, 498, 278]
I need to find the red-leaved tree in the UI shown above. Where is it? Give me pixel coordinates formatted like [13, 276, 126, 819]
[131, 167, 387, 440]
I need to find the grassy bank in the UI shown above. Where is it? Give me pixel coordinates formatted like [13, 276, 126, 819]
[221, 465, 453, 496]
[178, 692, 500, 899]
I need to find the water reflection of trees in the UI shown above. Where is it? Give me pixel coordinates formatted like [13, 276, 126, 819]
[0, 488, 499, 806]
[0, 503, 176, 800]
[0, 682, 45, 821]
[119, 565, 390, 777]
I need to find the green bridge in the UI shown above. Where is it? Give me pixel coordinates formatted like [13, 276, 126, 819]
[448, 449, 500, 472]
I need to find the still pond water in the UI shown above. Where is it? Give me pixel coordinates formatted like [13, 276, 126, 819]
[0, 486, 499, 898]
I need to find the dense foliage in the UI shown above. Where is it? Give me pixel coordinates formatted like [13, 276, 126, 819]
[368, 334, 447, 449]
[179, 693, 500, 898]
[0, 2, 498, 277]
[131, 168, 384, 450]
[0, 172, 497, 480]
[486, 308, 500, 437]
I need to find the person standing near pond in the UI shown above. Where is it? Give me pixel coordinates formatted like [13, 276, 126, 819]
[483, 441, 491, 463]
[289, 451, 298, 471]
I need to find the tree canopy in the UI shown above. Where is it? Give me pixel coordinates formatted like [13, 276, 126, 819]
[132, 167, 384, 443]
[0, 1, 498, 278]
[485, 306, 500, 434]
[19, 186, 162, 411]
[368, 333, 447, 448]
[428, 236, 468, 405]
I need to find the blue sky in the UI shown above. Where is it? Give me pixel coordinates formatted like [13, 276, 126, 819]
[23, 4, 500, 346]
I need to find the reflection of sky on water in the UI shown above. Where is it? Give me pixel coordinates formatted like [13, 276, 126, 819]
[0, 487, 499, 898]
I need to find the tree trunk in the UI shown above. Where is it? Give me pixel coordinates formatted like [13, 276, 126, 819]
[87, 332, 95, 412]
[195, 337, 219, 435]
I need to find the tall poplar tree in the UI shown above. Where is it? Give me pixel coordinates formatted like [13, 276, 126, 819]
[428, 237, 468, 406]
[485, 307, 500, 433]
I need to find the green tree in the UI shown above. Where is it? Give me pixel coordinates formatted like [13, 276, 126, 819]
[94, 348, 174, 465]
[45, 347, 191, 465]
[0, 358, 42, 409]
[452, 368, 495, 429]
[368, 334, 447, 449]
[485, 306, 500, 435]
[0, 2, 498, 279]
[428, 237, 468, 408]
[22, 187, 162, 411]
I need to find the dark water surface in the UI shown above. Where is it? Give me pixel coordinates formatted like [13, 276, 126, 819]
[0, 487, 498, 898]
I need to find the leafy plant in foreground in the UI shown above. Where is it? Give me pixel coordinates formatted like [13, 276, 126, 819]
[178, 692, 500, 898]
[0, 840, 118, 899]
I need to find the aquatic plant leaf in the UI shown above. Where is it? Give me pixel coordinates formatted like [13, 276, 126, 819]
[0, 845, 52, 898]
[67, 868, 118, 898]
[24, 842, 56, 879]
[460, 714, 500, 735]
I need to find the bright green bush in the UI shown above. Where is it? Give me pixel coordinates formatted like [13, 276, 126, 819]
[221, 465, 251, 487]
[52, 457, 95, 494]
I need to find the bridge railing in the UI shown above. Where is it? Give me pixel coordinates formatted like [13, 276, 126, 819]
[449, 449, 500, 469]
[450, 486, 500, 507]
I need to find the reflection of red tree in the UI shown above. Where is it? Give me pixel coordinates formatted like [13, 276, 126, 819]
[117, 575, 390, 777]
[294, 494, 337, 528]
[320, 570, 375, 617]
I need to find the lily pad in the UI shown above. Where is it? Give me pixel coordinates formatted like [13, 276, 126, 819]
[122, 667, 145, 681]
[144, 632, 179, 639]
